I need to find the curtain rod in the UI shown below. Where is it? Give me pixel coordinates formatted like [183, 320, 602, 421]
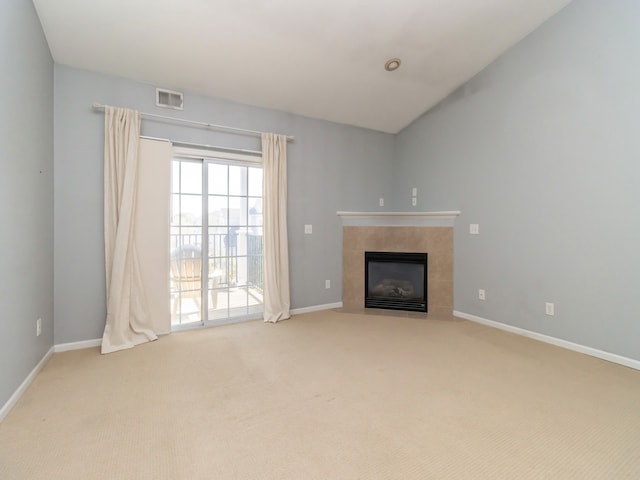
[91, 102, 294, 141]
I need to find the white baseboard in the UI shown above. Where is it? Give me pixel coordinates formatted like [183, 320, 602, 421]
[1, 338, 103, 422]
[454, 310, 640, 371]
[0, 346, 54, 423]
[54, 338, 102, 353]
[291, 302, 343, 315]
[3, 307, 357, 423]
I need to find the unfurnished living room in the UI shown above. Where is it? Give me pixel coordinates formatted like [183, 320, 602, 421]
[1, 0, 640, 478]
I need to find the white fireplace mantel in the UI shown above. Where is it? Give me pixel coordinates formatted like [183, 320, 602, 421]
[337, 211, 461, 227]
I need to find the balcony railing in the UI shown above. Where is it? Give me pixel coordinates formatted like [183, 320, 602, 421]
[170, 232, 263, 291]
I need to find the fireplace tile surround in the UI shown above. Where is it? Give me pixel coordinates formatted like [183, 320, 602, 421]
[338, 211, 460, 316]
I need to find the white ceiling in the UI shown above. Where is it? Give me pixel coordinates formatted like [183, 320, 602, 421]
[32, 0, 572, 134]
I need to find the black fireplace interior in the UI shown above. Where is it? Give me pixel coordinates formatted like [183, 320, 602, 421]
[365, 251, 427, 312]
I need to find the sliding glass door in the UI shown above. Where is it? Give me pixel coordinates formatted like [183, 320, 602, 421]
[170, 153, 263, 328]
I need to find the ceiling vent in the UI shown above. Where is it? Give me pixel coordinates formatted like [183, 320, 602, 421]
[156, 88, 184, 110]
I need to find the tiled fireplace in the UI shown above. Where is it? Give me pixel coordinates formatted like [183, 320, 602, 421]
[338, 211, 460, 316]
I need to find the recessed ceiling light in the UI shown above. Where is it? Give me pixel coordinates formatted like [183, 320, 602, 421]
[385, 58, 401, 72]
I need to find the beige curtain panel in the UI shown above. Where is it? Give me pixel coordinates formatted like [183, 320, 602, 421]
[261, 133, 291, 323]
[135, 139, 171, 336]
[102, 107, 161, 353]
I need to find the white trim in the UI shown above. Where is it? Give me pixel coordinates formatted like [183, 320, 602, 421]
[0, 347, 54, 423]
[454, 310, 640, 371]
[173, 145, 261, 164]
[54, 338, 102, 353]
[291, 302, 343, 315]
[337, 211, 461, 227]
[140, 136, 263, 157]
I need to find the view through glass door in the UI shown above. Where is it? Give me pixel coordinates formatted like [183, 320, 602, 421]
[170, 153, 263, 328]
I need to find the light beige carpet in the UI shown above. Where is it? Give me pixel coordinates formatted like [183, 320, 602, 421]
[1, 310, 639, 479]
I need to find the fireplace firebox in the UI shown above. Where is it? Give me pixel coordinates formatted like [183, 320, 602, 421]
[364, 251, 427, 312]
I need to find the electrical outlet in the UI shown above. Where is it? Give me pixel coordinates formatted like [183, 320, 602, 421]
[325, 280, 331, 289]
[545, 302, 555, 316]
[379, 198, 384, 207]
[478, 289, 485, 300]
[470, 224, 479, 234]
[304, 224, 312, 234]
[411, 197, 417, 206]
[36, 318, 42, 337]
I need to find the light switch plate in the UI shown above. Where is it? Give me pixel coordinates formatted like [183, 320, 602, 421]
[304, 224, 312, 234]
[545, 302, 555, 316]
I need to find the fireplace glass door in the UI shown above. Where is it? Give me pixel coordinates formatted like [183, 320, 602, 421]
[365, 252, 427, 312]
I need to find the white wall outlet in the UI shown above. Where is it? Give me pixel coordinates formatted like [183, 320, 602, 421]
[325, 280, 331, 289]
[545, 302, 555, 316]
[304, 224, 312, 234]
[411, 197, 417, 206]
[36, 318, 42, 337]
[379, 198, 384, 207]
[478, 289, 485, 300]
[412, 187, 417, 196]
[469, 223, 479, 234]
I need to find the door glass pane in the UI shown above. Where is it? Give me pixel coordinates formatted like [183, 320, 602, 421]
[249, 198, 262, 228]
[235, 256, 248, 286]
[248, 167, 262, 197]
[208, 228, 227, 258]
[229, 165, 247, 196]
[208, 163, 228, 195]
[209, 288, 228, 321]
[179, 194, 202, 226]
[171, 241, 203, 325]
[172, 161, 180, 192]
[169, 226, 182, 253]
[170, 194, 180, 226]
[209, 196, 228, 226]
[175, 226, 201, 250]
[208, 256, 226, 280]
[180, 162, 202, 194]
[170, 159, 203, 328]
[228, 197, 247, 226]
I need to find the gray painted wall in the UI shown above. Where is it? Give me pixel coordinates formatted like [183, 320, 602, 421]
[395, 0, 640, 360]
[54, 65, 394, 344]
[0, 0, 54, 407]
